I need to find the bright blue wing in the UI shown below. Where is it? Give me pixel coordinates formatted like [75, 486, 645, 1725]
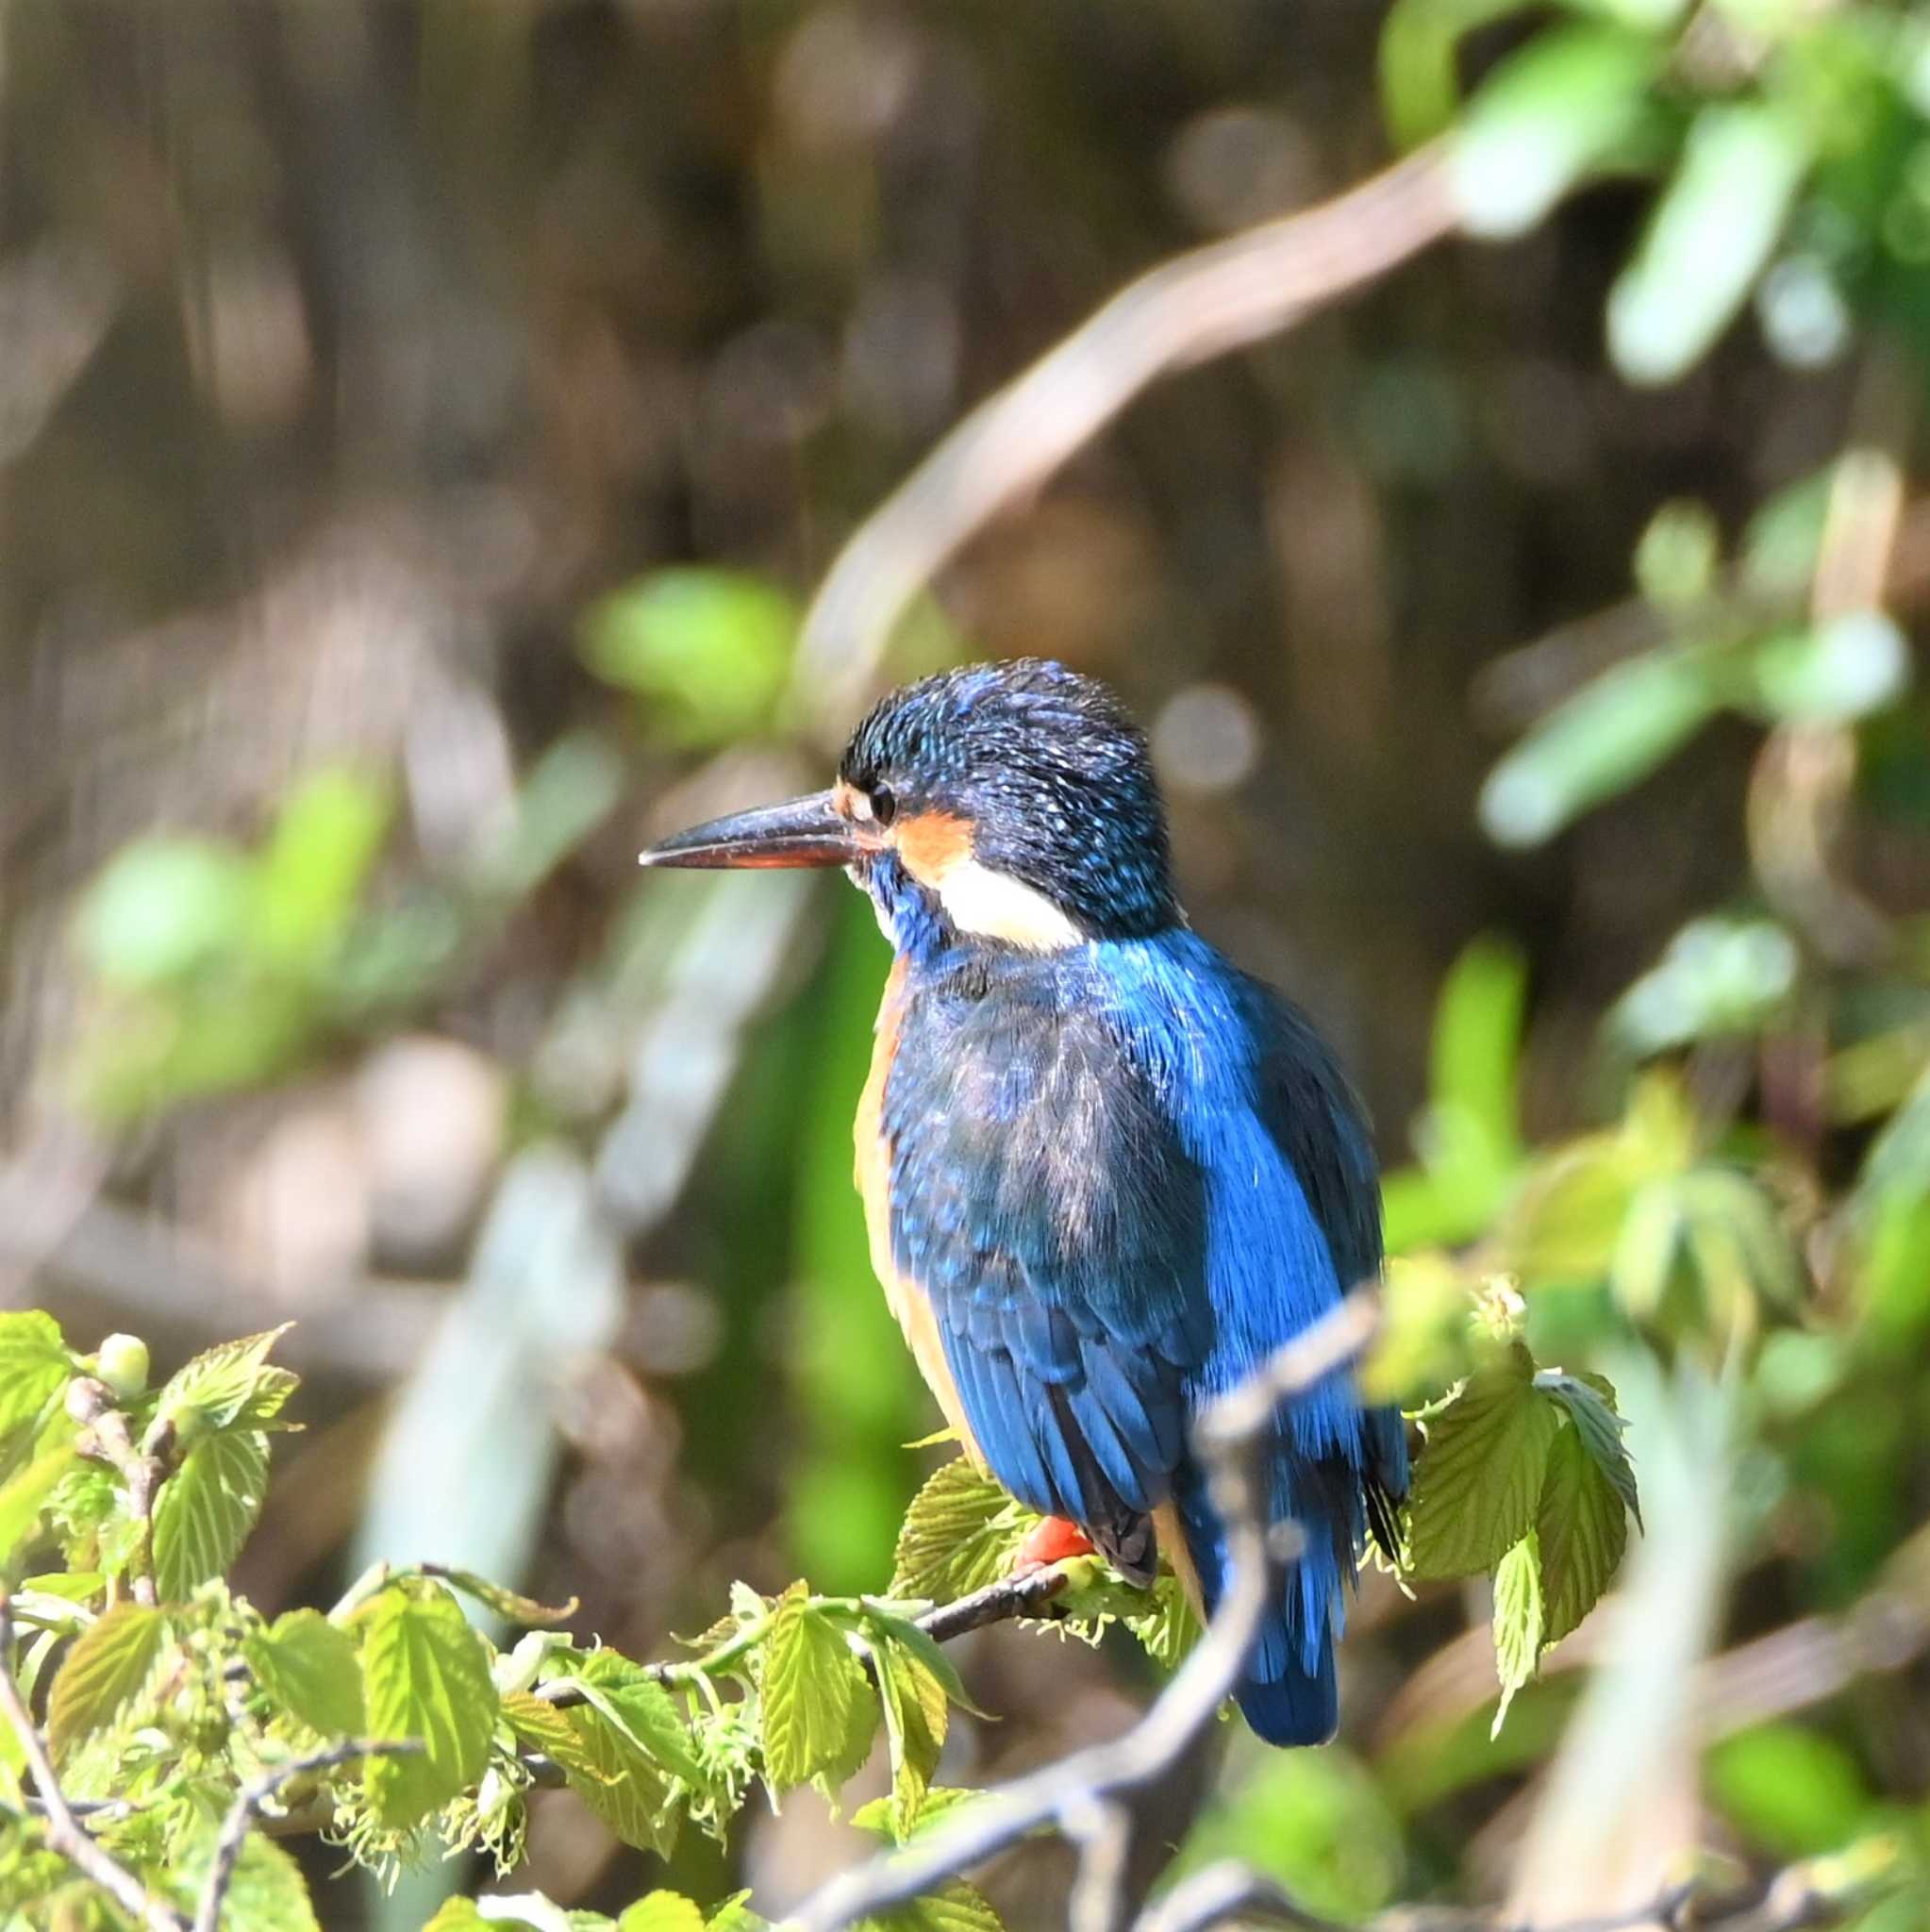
[881, 952, 1210, 1572]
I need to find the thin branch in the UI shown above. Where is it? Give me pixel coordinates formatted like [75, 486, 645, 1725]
[191, 1739, 422, 1932]
[68, 1380, 170, 1608]
[0, 1596, 190, 1932]
[785, 1293, 1383, 1932]
[1132, 1860, 1348, 1932]
[789, 146, 1457, 737]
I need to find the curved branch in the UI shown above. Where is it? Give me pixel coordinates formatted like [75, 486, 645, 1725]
[789, 146, 1458, 738]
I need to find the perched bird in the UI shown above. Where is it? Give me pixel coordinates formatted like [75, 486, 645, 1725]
[641, 658, 1406, 1745]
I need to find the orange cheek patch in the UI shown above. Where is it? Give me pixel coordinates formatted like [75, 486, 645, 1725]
[891, 809, 973, 887]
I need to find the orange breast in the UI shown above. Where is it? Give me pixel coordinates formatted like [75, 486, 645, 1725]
[855, 958, 982, 1464]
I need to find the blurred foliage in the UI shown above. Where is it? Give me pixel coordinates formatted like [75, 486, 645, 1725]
[5, 0, 1930, 1925]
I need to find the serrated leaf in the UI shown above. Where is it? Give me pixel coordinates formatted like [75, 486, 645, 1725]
[557, 1703, 680, 1856]
[760, 1587, 875, 1794]
[616, 1895, 707, 1932]
[501, 1689, 602, 1771]
[866, 1878, 1005, 1932]
[1123, 1571, 1200, 1669]
[1536, 1417, 1631, 1645]
[1490, 1532, 1543, 1739]
[871, 1631, 949, 1826]
[175, 1832, 320, 1932]
[0, 1313, 72, 1440]
[1537, 1372, 1640, 1526]
[852, 1786, 989, 1846]
[891, 1457, 1036, 1604]
[47, 1601, 169, 1764]
[857, 1602, 987, 1719]
[1406, 1346, 1560, 1580]
[245, 1608, 365, 1737]
[553, 1650, 705, 1788]
[707, 1895, 770, 1932]
[152, 1429, 270, 1600]
[359, 1580, 498, 1828]
[152, 1326, 293, 1439]
[0, 1445, 81, 1571]
[422, 1905, 491, 1931]
[425, 1567, 578, 1627]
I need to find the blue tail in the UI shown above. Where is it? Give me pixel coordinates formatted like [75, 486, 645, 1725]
[1175, 1456, 1345, 1748]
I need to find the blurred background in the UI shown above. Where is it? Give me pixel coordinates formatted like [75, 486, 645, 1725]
[4, 0, 1929, 1926]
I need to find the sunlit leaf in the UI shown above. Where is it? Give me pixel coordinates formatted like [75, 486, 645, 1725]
[358, 1580, 498, 1828]
[1406, 1344, 1560, 1579]
[0, 1446, 84, 1573]
[1489, 1532, 1543, 1738]
[253, 767, 392, 963]
[425, 1567, 579, 1628]
[866, 1880, 1006, 1932]
[1377, 0, 1535, 147]
[1753, 612, 1911, 724]
[1450, 25, 1657, 240]
[891, 1457, 1036, 1605]
[152, 1429, 270, 1600]
[1609, 102, 1810, 385]
[0, 1313, 72, 1441]
[76, 838, 253, 986]
[1706, 1724, 1874, 1858]
[153, 1326, 295, 1437]
[47, 1601, 168, 1765]
[552, 1650, 705, 1789]
[174, 1831, 321, 1932]
[616, 1897, 707, 1932]
[1480, 648, 1722, 847]
[245, 1608, 366, 1738]
[760, 1585, 876, 1794]
[871, 1627, 949, 1825]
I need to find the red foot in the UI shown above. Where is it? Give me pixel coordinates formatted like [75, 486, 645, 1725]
[1012, 1516, 1096, 1573]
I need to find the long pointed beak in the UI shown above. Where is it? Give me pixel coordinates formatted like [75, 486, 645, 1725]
[638, 788, 860, 870]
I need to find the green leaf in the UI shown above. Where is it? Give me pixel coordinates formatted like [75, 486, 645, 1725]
[1449, 25, 1657, 240]
[245, 1608, 366, 1737]
[761, 1586, 876, 1794]
[1706, 1724, 1874, 1858]
[152, 1429, 270, 1600]
[358, 1580, 498, 1828]
[865, 1879, 1006, 1932]
[579, 568, 798, 745]
[47, 1601, 169, 1765]
[1534, 1417, 1631, 1645]
[857, 1602, 987, 1720]
[253, 767, 391, 963]
[1479, 648, 1723, 848]
[0, 1445, 81, 1571]
[705, 1893, 771, 1932]
[1429, 937, 1527, 1167]
[152, 1326, 294, 1436]
[891, 1457, 1036, 1604]
[1608, 102, 1810, 386]
[1610, 916, 1798, 1056]
[1536, 1372, 1640, 1524]
[1489, 1532, 1543, 1739]
[175, 1832, 321, 1932]
[852, 1787, 990, 1846]
[1377, 0, 1536, 147]
[616, 1896, 707, 1932]
[555, 1703, 681, 1856]
[1753, 612, 1911, 724]
[871, 1629, 949, 1826]
[76, 837, 254, 986]
[0, 1314, 72, 1440]
[1406, 1345, 1561, 1580]
[553, 1650, 705, 1788]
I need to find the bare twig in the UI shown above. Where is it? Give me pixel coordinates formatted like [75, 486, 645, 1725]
[790, 146, 1457, 736]
[785, 1293, 1383, 1932]
[0, 1596, 190, 1932]
[1132, 1860, 1347, 1932]
[191, 1739, 421, 1932]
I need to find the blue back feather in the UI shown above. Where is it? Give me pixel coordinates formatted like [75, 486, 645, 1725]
[880, 923, 1407, 1746]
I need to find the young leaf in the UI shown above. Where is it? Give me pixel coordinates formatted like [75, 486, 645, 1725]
[0, 1313, 72, 1441]
[1490, 1532, 1543, 1739]
[0, 1444, 82, 1571]
[47, 1601, 169, 1765]
[867, 1879, 1006, 1932]
[761, 1586, 875, 1794]
[1536, 1373, 1640, 1524]
[1536, 1418, 1632, 1645]
[151, 1325, 294, 1436]
[552, 1651, 705, 1788]
[501, 1690, 600, 1771]
[706, 1893, 772, 1932]
[1406, 1346, 1560, 1580]
[152, 1429, 270, 1600]
[871, 1629, 950, 1825]
[616, 1895, 707, 1932]
[891, 1457, 1035, 1604]
[174, 1832, 321, 1932]
[358, 1580, 498, 1828]
[555, 1704, 681, 1856]
[245, 1608, 366, 1737]
[424, 1566, 579, 1627]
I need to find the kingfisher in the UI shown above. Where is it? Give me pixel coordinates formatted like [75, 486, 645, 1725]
[641, 658, 1406, 1745]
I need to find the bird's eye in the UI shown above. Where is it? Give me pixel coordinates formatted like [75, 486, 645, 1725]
[870, 786, 897, 827]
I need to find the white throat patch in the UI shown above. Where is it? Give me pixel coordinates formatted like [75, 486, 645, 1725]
[933, 857, 1083, 952]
